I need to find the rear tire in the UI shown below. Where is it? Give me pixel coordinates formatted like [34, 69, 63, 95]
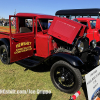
[0, 45, 10, 64]
[50, 60, 82, 94]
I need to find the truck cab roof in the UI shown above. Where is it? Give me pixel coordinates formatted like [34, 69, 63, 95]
[16, 13, 54, 19]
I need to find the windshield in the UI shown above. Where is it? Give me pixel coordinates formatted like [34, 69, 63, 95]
[90, 20, 96, 29]
[38, 19, 53, 31]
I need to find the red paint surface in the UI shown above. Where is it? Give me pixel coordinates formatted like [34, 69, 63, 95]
[48, 17, 84, 44]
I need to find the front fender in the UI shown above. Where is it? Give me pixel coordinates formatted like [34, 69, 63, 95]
[45, 52, 84, 68]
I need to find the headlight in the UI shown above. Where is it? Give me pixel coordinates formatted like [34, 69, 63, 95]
[78, 42, 84, 52]
[90, 40, 96, 49]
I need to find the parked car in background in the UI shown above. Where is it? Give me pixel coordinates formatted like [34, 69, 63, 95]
[55, 8, 100, 46]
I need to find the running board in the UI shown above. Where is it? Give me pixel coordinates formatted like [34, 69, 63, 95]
[16, 58, 40, 68]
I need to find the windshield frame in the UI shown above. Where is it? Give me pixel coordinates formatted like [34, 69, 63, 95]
[38, 18, 53, 31]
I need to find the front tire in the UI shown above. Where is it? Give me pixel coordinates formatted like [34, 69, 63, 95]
[50, 60, 82, 94]
[0, 45, 10, 64]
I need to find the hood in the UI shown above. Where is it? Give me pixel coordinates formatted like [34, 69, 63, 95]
[48, 16, 86, 44]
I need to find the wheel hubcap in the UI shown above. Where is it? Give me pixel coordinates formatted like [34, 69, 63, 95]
[60, 76, 65, 82]
[54, 66, 75, 89]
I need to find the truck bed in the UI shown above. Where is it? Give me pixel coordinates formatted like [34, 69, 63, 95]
[0, 26, 15, 34]
[0, 32, 10, 35]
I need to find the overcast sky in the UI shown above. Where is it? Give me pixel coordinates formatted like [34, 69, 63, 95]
[1, 0, 100, 19]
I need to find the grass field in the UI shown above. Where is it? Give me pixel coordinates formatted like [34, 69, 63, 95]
[0, 60, 88, 100]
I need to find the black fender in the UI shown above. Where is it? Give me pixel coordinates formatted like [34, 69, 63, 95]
[0, 38, 10, 56]
[44, 52, 84, 68]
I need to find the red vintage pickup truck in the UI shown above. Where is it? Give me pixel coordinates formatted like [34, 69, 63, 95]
[0, 13, 99, 94]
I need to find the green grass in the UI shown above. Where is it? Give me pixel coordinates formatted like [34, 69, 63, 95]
[0, 26, 15, 29]
[0, 26, 9, 28]
[0, 61, 87, 100]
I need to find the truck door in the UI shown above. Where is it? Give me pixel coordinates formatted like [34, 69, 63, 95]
[10, 17, 34, 63]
